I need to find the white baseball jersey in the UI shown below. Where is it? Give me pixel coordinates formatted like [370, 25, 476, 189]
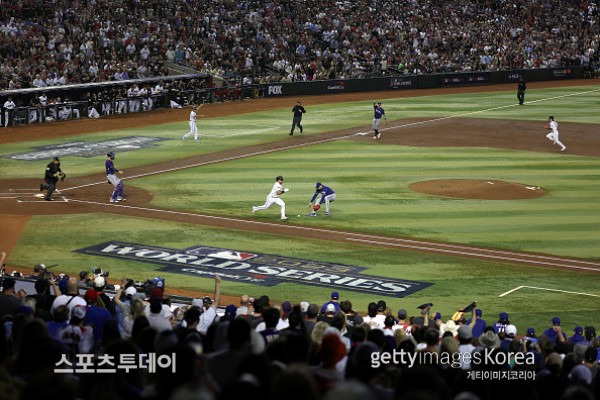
[269, 182, 283, 198]
[550, 120, 558, 133]
[190, 110, 196, 122]
[3, 100, 15, 110]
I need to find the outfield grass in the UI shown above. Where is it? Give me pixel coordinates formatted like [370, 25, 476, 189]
[9, 213, 600, 331]
[131, 140, 600, 259]
[1, 84, 598, 180]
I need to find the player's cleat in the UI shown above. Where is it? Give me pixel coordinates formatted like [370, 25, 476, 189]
[560, 147, 566, 152]
[281, 216, 288, 220]
[300, 126, 303, 133]
[110, 198, 117, 203]
[252, 206, 257, 213]
[45, 197, 53, 201]
[117, 197, 126, 202]
[308, 212, 317, 217]
[40, 184, 44, 191]
[376, 133, 381, 139]
[289, 132, 293, 136]
[324, 211, 330, 215]
[182, 136, 186, 141]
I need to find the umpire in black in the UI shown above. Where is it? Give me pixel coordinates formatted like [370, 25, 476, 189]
[290, 100, 306, 136]
[40, 157, 62, 201]
[517, 78, 527, 105]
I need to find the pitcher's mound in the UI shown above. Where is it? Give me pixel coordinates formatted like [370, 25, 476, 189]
[409, 179, 546, 200]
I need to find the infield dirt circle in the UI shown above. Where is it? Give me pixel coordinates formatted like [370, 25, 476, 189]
[409, 179, 547, 200]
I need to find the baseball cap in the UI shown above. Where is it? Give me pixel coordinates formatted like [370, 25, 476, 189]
[202, 296, 212, 305]
[417, 303, 433, 310]
[551, 317, 561, 325]
[316, 182, 322, 189]
[125, 286, 137, 297]
[71, 305, 87, 320]
[53, 157, 60, 161]
[300, 301, 310, 313]
[84, 289, 99, 303]
[433, 312, 442, 321]
[499, 312, 509, 321]
[475, 309, 483, 317]
[331, 291, 339, 300]
[281, 301, 292, 314]
[505, 324, 517, 337]
[225, 304, 237, 316]
[2, 277, 16, 290]
[584, 326, 596, 337]
[574, 326, 583, 334]
[377, 300, 386, 312]
[276, 176, 283, 181]
[526, 327, 536, 337]
[191, 298, 203, 308]
[397, 309, 407, 319]
[326, 304, 336, 313]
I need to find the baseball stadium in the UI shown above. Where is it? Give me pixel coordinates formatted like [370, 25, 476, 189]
[1, 1, 600, 398]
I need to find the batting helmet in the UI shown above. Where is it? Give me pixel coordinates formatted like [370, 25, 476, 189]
[107, 151, 115, 159]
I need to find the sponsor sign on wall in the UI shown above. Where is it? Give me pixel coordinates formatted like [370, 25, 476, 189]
[75, 241, 433, 297]
[4, 136, 166, 161]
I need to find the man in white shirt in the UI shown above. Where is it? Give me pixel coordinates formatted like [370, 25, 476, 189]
[51, 278, 86, 313]
[3, 96, 16, 127]
[197, 275, 221, 335]
[252, 176, 289, 220]
[147, 298, 172, 332]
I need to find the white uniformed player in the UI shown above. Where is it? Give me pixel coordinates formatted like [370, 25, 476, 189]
[183, 105, 203, 142]
[252, 176, 289, 220]
[3, 96, 16, 127]
[545, 116, 566, 152]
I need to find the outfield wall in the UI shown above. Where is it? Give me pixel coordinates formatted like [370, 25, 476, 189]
[264, 66, 585, 97]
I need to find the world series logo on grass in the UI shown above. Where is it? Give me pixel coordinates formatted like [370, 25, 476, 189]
[75, 241, 433, 297]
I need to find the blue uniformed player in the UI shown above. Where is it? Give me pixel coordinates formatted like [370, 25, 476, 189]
[372, 101, 386, 139]
[308, 182, 336, 216]
[106, 151, 125, 202]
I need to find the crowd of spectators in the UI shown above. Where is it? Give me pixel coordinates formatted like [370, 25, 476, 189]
[1, 0, 599, 91]
[0, 268, 599, 400]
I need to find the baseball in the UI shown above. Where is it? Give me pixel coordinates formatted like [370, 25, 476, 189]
[297, 214, 301, 217]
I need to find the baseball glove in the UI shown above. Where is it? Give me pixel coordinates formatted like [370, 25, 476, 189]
[58, 172, 66, 182]
[313, 203, 320, 211]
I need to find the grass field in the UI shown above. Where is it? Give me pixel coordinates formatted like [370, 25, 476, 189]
[4, 84, 600, 332]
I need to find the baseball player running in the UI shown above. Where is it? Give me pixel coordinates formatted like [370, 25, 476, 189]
[308, 182, 335, 216]
[252, 176, 289, 220]
[40, 157, 65, 201]
[372, 101, 386, 139]
[545, 116, 566, 152]
[106, 151, 125, 202]
[290, 100, 306, 136]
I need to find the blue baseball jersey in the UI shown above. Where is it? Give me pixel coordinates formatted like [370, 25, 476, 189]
[106, 159, 119, 175]
[310, 185, 335, 204]
[374, 105, 385, 119]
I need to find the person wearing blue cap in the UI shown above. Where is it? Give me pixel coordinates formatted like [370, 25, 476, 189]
[308, 182, 336, 216]
[568, 326, 591, 346]
[320, 291, 341, 314]
[493, 312, 509, 334]
[466, 308, 487, 338]
[542, 317, 567, 343]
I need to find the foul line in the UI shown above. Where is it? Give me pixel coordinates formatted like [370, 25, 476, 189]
[499, 285, 600, 298]
[66, 198, 600, 273]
